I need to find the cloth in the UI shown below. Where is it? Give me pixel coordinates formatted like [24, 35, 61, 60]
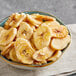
[0, 24, 76, 76]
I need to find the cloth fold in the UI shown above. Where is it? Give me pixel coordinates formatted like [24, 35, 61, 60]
[0, 24, 76, 76]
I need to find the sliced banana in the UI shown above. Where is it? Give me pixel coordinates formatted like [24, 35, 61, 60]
[1, 42, 14, 56]
[9, 47, 18, 62]
[51, 25, 68, 38]
[0, 27, 6, 50]
[4, 13, 26, 29]
[33, 47, 54, 62]
[51, 35, 71, 50]
[0, 28, 17, 45]
[17, 22, 33, 39]
[14, 38, 35, 64]
[33, 25, 51, 49]
[31, 14, 55, 21]
[30, 37, 37, 51]
[26, 14, 41, 26]
[41, 21, 60, 26]
[48, 50, 62, 61]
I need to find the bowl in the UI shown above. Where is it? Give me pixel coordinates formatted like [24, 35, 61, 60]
[0, 11, 71, 70]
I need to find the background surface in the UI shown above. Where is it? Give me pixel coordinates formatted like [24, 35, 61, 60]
[0, 0, 76, 24]
[0, 0, 76, 76]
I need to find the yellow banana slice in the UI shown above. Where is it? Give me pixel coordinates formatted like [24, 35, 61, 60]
[9, 47, 18, 62]
[0, 27, 6, 51]
[1, 42, 18, 62]
[48, 50, 62, 61]
[1, 42, 14, 56]
[26, 14, 41, 26]
[50, 25, 68, 38]
[17, 22, 33, 39]
[51, 35, 71, 50]
[33, 47, 54, 62]
[30, 37, 37, 51]
[14, 38, 35, 64]
[41, 21, 60, 26]
[0, 28, 17, 45]
[4, 13, 26, 29]
[31, 14, 55, 21]
[33, 25, 51, 49]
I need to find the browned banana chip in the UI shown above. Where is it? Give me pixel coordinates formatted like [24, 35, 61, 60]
[31, 14, 55, 21]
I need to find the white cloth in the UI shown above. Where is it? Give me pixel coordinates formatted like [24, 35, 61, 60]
[0, 24, 76, 76]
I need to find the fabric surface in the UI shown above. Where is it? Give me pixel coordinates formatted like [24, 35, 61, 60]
[0, 24, 76, 76]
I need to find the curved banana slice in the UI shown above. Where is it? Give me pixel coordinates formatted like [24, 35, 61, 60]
[9, 47, 18, 62]
[48, 50, 62, 61]
[33, 47, 54, 62]
[31, 14, 55, 21]
[0, 27, 6, 50]
[4, 13, 26, 29]
[26, 14, 41, 26]
[33, 25, 51, 49]
[30, 37, 37, 51]
[41, 21, 60, 26]
[51, 25, 68, 38]
[17, 22, 33, 39]
[0, 28, 17, 45]
[1, 42, 14, 56]
[51, 35, 71, 50]
[14, 38, 35, 64]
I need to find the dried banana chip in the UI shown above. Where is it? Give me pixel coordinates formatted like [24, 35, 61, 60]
[33, 25, 51, 49]
[33, 47, 54, 62]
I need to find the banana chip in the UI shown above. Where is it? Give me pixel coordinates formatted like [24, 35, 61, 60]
[14, 38, 35, 64]
[26, 14, 41, 26]
[31, 14, 55, 21]
[9, 47, 18, 62]
[51, 25, 68, 38]
[48, 50, 62, 61]
[17, 22, 33, 39]
[4, 13, 26, 29]
[51, 35, 71, 50]
[41, 21, 60, 26]
[1, 42, 14, 56]
[33, 47, 54, 61]
[0, 28, 17, 45]
[33, 25, 51, 49]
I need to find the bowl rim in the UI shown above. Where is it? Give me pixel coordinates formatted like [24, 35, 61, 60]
[0, 11, 71, 68]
